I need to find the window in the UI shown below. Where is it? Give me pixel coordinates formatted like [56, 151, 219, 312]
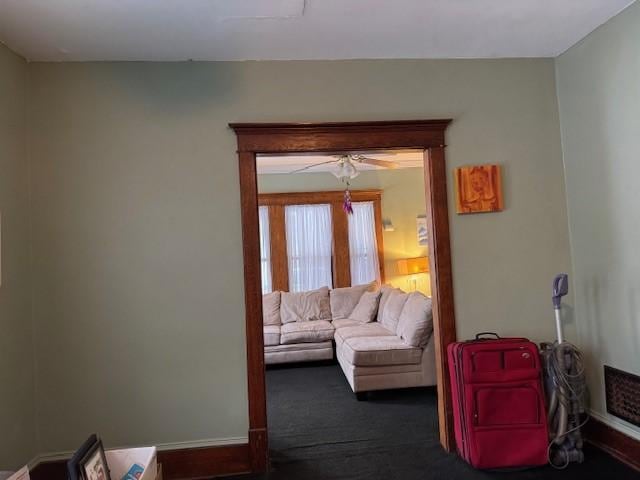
[348, 202, 381, 285]
[258, 206, 272, 294]
[258, 190, 384, 291]
[285, 204, 333, 292]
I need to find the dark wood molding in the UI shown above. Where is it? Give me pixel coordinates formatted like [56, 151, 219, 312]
[258, 189, 382, 205]
[331, 202, 351, 288]
[231, 119, 457, 459]
[237, 151, 269, 473]
[267, 205, 289, 292]
[30, 443, 252, 480]
[230, 120, 450, 153]
[157, 444, 251, 479]
[248, 428, 268, 473]
[423, 146, 457, 451]
[230, 120, 449, 154]
[585, 417, 640, 472]
[30, 460, 67, 480]
[373, 198, 385, 284]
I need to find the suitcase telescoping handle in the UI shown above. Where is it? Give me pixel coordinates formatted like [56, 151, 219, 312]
[474, 332, 501, 340]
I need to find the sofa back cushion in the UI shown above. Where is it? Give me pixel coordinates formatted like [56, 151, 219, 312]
[379, 289, 410, 332]
[329, 282, 376, 320]
[262, 291, 281, 326]
[376, 285, 402, 323]
[349, 290, 382, 323]
[396, 292, 434, 347]
[281, 286, 332, 323]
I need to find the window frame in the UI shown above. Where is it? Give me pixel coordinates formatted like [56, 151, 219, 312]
[258, 189, 385, 291]
[284, 203, 334, 292]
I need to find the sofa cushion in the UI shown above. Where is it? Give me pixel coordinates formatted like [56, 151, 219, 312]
[329, 282, 376, 320]
[376, 285, 403, 323]
[263, 325, 281, 347]
[262, 291, 281, 326]
[332, 318, 361, 330]
[341, 336, 423, 366]
[280, 320, 335, 344]
[281, 287, 331, 324]
[334, 323, 395, 347]
[349, 290, 382, 323]
[379, 289, 410, 332]
[397, 292, 434, 347]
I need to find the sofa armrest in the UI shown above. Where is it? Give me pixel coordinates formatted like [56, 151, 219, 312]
[420, 333, 437, 386]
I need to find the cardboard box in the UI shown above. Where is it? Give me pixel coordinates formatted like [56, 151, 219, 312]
[106, 447, 157, 480]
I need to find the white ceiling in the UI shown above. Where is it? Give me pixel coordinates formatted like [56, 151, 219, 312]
[257, 150, 423, 175]
[0, 0, 635, 61]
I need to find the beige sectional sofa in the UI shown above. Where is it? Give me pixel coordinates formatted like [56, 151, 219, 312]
[262, 283, 436, 396]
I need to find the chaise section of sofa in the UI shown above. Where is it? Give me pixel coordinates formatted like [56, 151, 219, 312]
[333, 286, 436, 395]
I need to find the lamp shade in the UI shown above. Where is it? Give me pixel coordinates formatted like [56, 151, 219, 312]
[332, 159, 360, 181]
[397, 256, 429, 275]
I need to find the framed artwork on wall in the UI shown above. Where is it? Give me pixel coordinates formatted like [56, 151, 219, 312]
[455, 164, 504, 214]
[417, 215, 428, 246]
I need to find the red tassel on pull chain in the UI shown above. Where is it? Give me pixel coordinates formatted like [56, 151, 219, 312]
[343, 188, 353, 214]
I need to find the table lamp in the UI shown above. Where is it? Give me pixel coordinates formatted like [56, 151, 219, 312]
[397, 256, 429, 291]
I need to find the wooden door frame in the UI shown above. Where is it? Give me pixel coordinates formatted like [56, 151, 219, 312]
[230, 120, 457, 473]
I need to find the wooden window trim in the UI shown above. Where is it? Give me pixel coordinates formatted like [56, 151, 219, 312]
[258, 189, 382, 205]
[258, 190, 384, 289]
[267, 205, 288, 292]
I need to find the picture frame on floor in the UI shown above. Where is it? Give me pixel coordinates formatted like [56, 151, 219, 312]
[78, 439, 111, 480]
[67, 434, 98, 480]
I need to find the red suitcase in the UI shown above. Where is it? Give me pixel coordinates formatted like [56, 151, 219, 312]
[447, 333, 549, 469]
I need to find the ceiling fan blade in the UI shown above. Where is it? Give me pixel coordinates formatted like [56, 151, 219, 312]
[289, 159, 338, 175]
[354, 156, 399, 169]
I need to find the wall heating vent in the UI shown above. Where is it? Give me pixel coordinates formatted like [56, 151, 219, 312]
[604, 365, 640, 427]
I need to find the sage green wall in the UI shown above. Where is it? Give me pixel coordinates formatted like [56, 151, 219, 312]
[0, 43, 36, 469]
[28, 58, 572, 453]
[258, 168, 431, 295]
[556, 2, 640, 440]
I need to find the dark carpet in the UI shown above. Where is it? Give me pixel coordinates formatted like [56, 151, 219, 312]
[227, 363, 638, 480]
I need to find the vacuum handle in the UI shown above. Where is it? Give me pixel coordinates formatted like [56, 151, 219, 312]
[475, 332, 501, 340]
[552, 273, 569, 309]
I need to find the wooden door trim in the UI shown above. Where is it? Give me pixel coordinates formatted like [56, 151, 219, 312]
[231, 119, 457, 473]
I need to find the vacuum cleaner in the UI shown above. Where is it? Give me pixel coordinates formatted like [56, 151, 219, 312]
[540, 274, 589, 468]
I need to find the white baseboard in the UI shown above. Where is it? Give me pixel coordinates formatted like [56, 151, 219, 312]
[28, 436, 249, 470]
[590, 409, 640, 441]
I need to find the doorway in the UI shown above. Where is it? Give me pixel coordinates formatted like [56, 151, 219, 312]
[230, 120, 457, 473]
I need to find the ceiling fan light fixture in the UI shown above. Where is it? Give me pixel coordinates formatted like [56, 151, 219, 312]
[332, 158, 359, 181]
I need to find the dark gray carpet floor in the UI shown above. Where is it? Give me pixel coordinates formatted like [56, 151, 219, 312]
[227, 363, 639, 480]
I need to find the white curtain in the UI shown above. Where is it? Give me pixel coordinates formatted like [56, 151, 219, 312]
[348, 201, 381, 285]
[258, 206, 272, 294]
[285, 204, 333, 292]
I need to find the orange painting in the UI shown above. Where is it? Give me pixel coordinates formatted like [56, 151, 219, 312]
[455, 165, 503, 214]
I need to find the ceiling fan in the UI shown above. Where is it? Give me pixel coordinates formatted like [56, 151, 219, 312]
[289, 154, 399, 181]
